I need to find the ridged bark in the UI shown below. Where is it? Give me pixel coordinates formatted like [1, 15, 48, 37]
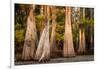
[22, 5, 38, 60]
[77, 8, 86, 54]
[40, 5, 44, 34]
[78, 29, 86, 54]
[35, 6, 50, 62]
[63, 7, 75, 57]
[50, 6, 57, 57]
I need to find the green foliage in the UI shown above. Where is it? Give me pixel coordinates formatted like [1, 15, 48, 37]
[15, 29, 24, 43]
[36, 15, 44, 22]
[56, 22, 64, 47]
[56, 11, 65, 23]
[15, 4, 27, 54]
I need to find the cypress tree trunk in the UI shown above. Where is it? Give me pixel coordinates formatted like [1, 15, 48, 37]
[35, 5, 50, 62]
[77, 8, 86, 54]
[22, 5, 38, 60]
[90, 8, 93, 50]
[40, 5, 44, 34]
[63, 7, 75, 57]
[90, 31, 93, 50]
[83, 8, 85, 18]
[50, 6, 57, 57]
[78, 28, 86, 54]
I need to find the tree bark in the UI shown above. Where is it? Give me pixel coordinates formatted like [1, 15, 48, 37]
[77, 8, 86, 54]
[83, 8, 85, 18]
[35, 5, 50, 62]
[90, 8, 93, 50]
[78, 29, 86, 54]
[40, 5, 44, 34]
[22, 5, 38, 60]
[63, 7, 75, 57]
[50, 6, 57, 57]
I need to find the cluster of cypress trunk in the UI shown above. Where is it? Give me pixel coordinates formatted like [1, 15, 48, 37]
[21, 5, 93, 62]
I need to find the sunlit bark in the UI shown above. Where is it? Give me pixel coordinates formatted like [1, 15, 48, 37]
[83, 8, 85, 18]
[78, 28, 86, 54]
[22, 5, 38, 60]
[50, 6, 57, 57]
[77, 8, 86, 54]
[63, 7, 75, 57]
[35, 5, 50, 62]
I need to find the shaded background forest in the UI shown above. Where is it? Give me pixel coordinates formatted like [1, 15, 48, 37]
[15, 4, 94, 61]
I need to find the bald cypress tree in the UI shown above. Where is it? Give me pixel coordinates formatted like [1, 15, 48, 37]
[22, 5, 38, 60]
[35, 5, 50, 62]
[77, 8, 86, 54]
[63, 7, 75, 57]
[50, 6, 57, 57]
